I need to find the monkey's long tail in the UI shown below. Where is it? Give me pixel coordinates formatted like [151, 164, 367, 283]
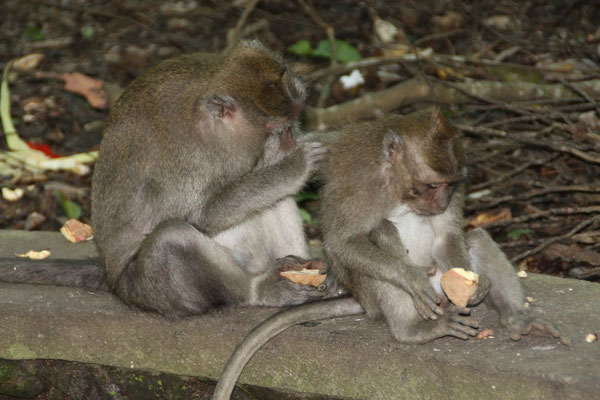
[212, 296, 364, 400]
[0, 259, 109, 291]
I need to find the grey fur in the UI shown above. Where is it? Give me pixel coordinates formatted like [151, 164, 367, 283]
[0, 42, 333, 317]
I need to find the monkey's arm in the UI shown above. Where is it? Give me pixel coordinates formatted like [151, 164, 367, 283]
[327, 233, 443, 320]
[430, 192, 491, 305]
[466, 228, 570, 345]
[194, 142, 325, 235]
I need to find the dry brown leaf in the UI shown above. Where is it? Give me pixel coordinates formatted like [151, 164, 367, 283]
[13, 53, 45, 70]
[15, 249, 51, 260]
[466, 208, 511, 227]
[432, 11, 464, 31]
[60, 219, 94, 243]
[61, 72, 108, 109]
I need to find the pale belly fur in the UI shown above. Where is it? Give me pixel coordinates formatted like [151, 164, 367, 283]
[387, 205, 444, 296]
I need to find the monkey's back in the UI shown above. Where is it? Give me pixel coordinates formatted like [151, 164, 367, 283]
[91, 53, 258, 283]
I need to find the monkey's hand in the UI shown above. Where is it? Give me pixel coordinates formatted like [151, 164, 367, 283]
[406, 305, 479, 343]
[502, 311, 571, 346]
[294, 139, 327, 177]
[256, 128, 297, 169]
[399, 266, 444, 321]
[467, 274, 490, 306]
[255, 256, 333, 307]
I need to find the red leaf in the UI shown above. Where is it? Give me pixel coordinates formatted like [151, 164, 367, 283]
[26, 142, 61, 158]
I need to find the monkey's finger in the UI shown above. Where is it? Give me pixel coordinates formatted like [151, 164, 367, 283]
[413, 299, 434, 320]
[529, 320, 568, 345]
[448, 322, 479, 337]
[416, 292, 443, 319]
[448, 305, 471, 316]
[449, 315, 479, 329]
[509, 331, 522, 341]
[447, 330, 470, 340]
[559, 335, 572, 346]
[419, 287, 444, 315]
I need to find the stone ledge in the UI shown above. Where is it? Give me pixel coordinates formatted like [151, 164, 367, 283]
[1, 230, 599, 399]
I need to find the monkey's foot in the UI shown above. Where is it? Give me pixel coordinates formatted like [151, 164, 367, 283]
[502, 311, 571, 346]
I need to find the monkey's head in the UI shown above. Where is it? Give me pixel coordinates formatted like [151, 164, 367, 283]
[205, 41, 307, 138]
[383, 108, 465, 216]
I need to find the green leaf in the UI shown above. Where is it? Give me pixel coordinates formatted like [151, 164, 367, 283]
[24, 27, 45, 42]
[288, 40, 313, 56]
[313, 40, 362, 62]
[80, 26, 95, 39]
[295, 190, 319, 202]
[298, 208, 313, 225]
[53, 190, 82, 220]
[507, 228, 533, 241]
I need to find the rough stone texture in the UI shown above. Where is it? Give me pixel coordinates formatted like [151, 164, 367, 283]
[1, 230, 599, 399]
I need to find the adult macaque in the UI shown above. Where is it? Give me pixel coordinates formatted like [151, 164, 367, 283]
[0, 41, 335, 314]
[213, 108, 568, 400]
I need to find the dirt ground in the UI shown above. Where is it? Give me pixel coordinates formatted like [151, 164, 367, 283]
[1, 0, 599, 281]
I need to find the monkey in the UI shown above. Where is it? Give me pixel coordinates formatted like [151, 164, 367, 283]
[0, 40, 339, 315]
[211, 108, 568, 400]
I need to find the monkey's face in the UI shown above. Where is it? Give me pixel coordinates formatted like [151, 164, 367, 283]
[404, 179, 459, 215]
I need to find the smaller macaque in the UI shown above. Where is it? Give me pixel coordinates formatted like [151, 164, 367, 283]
[321, 108, 568, 344]
[212, 108, 568, 400]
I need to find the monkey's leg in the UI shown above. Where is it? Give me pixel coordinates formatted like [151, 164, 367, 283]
[247, 198, 337, 306]
[368, 219, 444, 320]
[466, 228, 570, 345]
[114, 220, 256, 317]
[371, 279, 479, 343]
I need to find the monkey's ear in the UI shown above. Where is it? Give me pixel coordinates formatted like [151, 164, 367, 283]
[205, 95, 237, 120]
[382, 130, 403, 163]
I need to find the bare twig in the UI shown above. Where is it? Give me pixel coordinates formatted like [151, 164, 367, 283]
[469, 185, 600, 211]
[468, 155, 557, 191]
[511, 214, 600, 263]
[223, 0, 261, 55]
[298, 0, 338, 108]
[479, 205, 600, 229]
[559, 77, 600, 118]
[413, 29, 470, 46]
[457, 124, 600, 166]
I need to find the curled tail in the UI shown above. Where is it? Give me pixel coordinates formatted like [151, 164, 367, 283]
[0, 258, 109, 291]
[212, 296, 364, 400]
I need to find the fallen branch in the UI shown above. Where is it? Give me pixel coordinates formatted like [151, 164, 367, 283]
[303, 77, 600, 130]
[469, 185, 600, 211]
[223, 0, 261, 55]
[457, 124, 600, 166]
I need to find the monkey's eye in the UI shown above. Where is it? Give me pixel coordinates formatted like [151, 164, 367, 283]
[427, 183, 442, 189]
[410, 188, 421, 196]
